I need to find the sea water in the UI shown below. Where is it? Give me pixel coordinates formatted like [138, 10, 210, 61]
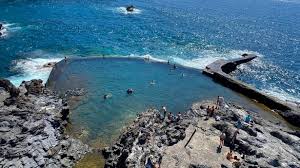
[48, 57, 287, 145]
[0, 0, 299, 103]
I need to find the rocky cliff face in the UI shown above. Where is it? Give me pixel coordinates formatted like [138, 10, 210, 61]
[0, 79, 90, 168]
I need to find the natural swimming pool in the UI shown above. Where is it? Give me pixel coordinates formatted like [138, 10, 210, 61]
[47, 57, 282, 146]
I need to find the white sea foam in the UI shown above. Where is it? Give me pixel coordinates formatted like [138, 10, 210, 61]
[275, 0, 300, 4]
[170, 49, 263, 69]
[114, 7, 142, 15]
[8, 57, 63, 87]
[129, 50, 300, 103]
[262, 88, 300, 104]
[0, 23, 22, 38]
[236, 58, 300, 103]
[129, 54, 167, 63]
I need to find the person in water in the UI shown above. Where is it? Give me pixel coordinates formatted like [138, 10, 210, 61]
[150, 80, 156, 85]
[173, 64, 177, 69]
[127, 88, 134, 94]
[103, 93, 112, 99]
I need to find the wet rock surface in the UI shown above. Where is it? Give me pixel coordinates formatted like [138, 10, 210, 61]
[106, 101, 300, 168]
[0, 79, 90, 168]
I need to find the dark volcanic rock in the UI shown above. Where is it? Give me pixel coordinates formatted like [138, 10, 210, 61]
[0, 80, 90, 168]
[270, 131, 294, 145]
[277, 110, 300, 127]
[0, 79, 20, 98]
[103, 110, 190, 167]
[24, 79, 44, 95]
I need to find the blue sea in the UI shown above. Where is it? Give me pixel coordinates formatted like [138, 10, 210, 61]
[0, 0, 299, 102]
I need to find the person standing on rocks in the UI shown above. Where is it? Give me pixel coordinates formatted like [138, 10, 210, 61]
[244, 113, 253, 126]
[231, 129, 239, 145]
[176, 112, 182, 122]
[216, 96, 225, 109]
[219, 131, 226, 149]
[162, 106, 167, 119]
[235, 119, 242, 130]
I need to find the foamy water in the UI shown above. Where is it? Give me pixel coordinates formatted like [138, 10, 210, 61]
[275, 0, 300, 3]
[8, 57, 63, 86]
[170, 49, 263, 69]
[114, 7, 142, 15]
[235, 58, 300, 103]
[5, 46, 299, 105]
[0, 23, 22, 38]
[7, 49, 299, 103]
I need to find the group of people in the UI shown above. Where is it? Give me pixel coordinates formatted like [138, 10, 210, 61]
[218, 128, 242, 167]
[205, 96, 226, 120]
[161, 106, 182, 123]
[102, 88, 134, 100]
[217, 108, 254, 167]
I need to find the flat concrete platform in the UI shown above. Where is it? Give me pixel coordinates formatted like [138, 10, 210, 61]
[203, 54, 300, 127]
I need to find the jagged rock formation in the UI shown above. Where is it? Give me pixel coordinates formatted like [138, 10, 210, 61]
[0, 79, 90, 168]
[103, 109, 192, 167]
[105, 101, 300, 168]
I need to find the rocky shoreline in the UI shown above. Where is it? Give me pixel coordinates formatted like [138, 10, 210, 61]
[1, 78, 300, 168]
[103, 100, 300, 168]
[0, 79, 90, 168]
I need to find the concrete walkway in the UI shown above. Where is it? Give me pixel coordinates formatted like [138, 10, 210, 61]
[161, 119, 235, 168]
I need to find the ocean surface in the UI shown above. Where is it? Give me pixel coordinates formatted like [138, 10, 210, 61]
[0, 0, 299, 102]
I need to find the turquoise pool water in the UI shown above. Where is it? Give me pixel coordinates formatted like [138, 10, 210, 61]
[48, 58, 274, 145]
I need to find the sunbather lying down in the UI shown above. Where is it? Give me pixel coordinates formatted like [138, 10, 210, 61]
[226, 150, 241, 168]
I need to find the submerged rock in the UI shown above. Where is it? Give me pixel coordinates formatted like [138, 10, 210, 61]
[126, 5, 135, 12]
[43, 62, 56, 68]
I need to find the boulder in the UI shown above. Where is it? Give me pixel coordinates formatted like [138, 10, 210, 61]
[126, 5, 135, 12]
[0, 79, 20, 97]
[43, 62, 56, 68]
[24, 79, 44, 95]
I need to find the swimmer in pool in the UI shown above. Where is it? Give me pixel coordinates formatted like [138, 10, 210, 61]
[150, 80, 156, 85]
[103, 93, 112, 99]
